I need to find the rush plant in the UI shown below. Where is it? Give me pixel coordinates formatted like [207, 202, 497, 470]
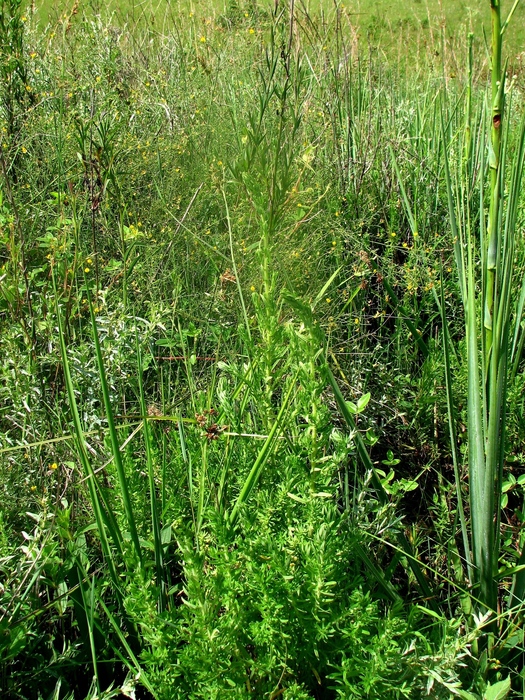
[442, 0, 525, 640]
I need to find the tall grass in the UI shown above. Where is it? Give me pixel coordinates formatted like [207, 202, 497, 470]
[439, 0, 525, 641]
[1, 0, 525, 697]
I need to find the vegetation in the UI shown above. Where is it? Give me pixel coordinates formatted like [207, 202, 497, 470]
[1, 0, 525, 697]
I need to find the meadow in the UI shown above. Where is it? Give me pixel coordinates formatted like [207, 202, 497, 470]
[1, 0, 525, 697]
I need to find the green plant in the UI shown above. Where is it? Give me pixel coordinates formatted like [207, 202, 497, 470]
[441, 0, 525, 641]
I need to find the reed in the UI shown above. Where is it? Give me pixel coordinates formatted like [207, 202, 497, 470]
[441, 0, 525, 636]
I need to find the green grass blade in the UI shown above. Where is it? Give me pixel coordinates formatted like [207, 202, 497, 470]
[137, 335, 164, 610]
[54, 274, 123, 586]
[228, 371, 299, 528]
[439, 275, 472, 580]
[88, 288, 143, 567]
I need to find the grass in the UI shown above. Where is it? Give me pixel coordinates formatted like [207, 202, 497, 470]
[1, 0, 525, 697]
[29, 0, 525, 60]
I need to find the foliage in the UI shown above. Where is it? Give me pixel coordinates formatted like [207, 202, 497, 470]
[1, 0, 525, 698]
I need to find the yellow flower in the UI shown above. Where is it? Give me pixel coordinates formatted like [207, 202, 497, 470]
[30, 485, 36, 491]
[250, 285, 255, 292]
[326, 298, 331, 304]
[84, 267, 90, 273]
[200, 36, 206, 43]
[21, 146, 27, 154]
[50, 462, 58, 470]
[249, 28, 255, 34]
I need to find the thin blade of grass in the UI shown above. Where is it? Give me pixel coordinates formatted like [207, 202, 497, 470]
[87, 288, 143, 567]
[228, 371, 299, 528]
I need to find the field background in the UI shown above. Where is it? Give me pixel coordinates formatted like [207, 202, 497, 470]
[30, 0, 525, 58]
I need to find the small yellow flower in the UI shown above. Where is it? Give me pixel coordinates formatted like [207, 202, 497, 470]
[200, 36, 206, 43]
[84, 267, 90, 273]
[87, 258, 92, 264]
[21, 146, 27, 154]
[50, 462, 58, 470]
[30, 485, 36, 491]
[250, 285, 255, 292]
[249, 28, 255, 34]
[354, 318, 359, 325]
[390, 231, 396, 237]
[326, 298, 331, 304]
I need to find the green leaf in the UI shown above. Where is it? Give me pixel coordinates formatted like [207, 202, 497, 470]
[456, 692, 480, 700]
[484, 677, 511, 700]
[357, 392, 371, 413]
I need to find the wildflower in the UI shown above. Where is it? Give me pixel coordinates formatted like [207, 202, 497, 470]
[249, 28, 255, 34]
[250, 285, 255, 292]
[87, 258, 92, 264]
[326, 298, 331, 304]
[50, 462, 58, 470]
[21, 146, 27, 154]
[30, 485, 36, 491]
[84, 267, 90, 273]
[354, 318, 360, 325]
[200, 36, 206, 43]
